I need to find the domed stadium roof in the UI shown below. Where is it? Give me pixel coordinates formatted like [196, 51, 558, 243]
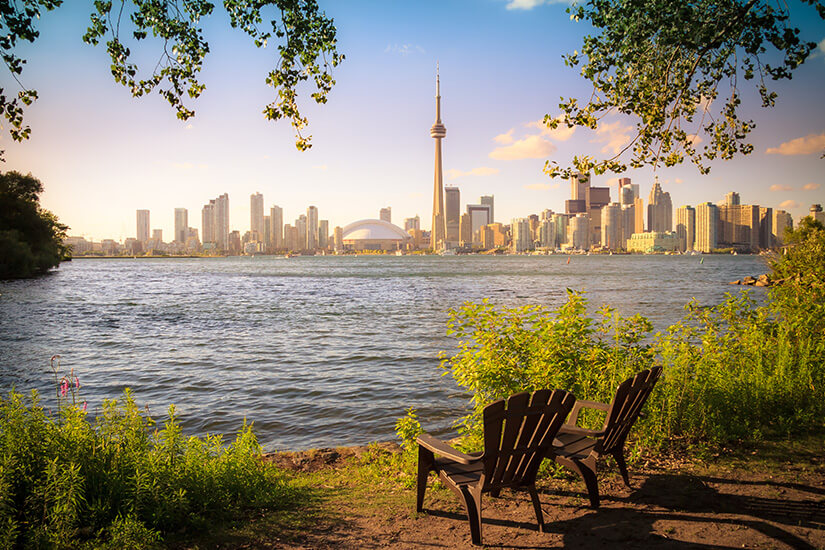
[342, 219, 410, 241]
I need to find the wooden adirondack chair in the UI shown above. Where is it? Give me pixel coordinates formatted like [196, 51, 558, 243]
[552, 366, 662, 508]
[416, 389, 575, 546]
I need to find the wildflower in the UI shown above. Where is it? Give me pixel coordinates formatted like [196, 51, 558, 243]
[75, 377, 80, 388]
[60, 381, 68, 396]
[82, 402, 87, 412]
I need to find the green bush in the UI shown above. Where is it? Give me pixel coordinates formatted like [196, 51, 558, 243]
[0, 385, 296, 548]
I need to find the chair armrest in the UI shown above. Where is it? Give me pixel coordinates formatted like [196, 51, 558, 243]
[558, 424, 606, 438]
[567, 399, 610, 426]
[417, 433, 480, 465]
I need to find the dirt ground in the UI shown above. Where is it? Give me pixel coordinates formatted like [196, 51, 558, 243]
[262, 440, 825, 550]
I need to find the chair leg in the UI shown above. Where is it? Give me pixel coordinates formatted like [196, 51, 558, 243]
[577, 457, 600, 508]
[457, 486, 483, 545]
[613, 449, 631, 488]
[527, 485, 545, 532]
[417, 445, 434, 512]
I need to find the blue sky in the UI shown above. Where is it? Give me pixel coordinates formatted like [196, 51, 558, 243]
[3, 0, 824, 240]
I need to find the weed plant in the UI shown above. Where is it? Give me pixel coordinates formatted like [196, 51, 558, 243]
[0, 360, 297, 548]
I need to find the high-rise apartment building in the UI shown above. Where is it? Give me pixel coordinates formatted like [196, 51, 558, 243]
[718, 201, 759, 251]
[620, 204, 635, 249]
[404, 216, 421, 231]
[306, 206, 318, 250]
[445, 186, 460, 242]
[675, 206, 696, 252]
[201, 202, 215, 245]
[174, 208, 188, 243]
[480, 195, 494, 224]
[568, 213, 590, 250]
[430, 66, 447, 250]
[511, 218, 532, 252]
[296, 214, 307, 250]
[333, 226, 343, 252]
[696, 202, 718, 253]
[647, 178, 673, 232]
[459, 213, 472, 246]
[283, 224, 295, 251]
[601, 203, 622, 251]
[772, 210, 792, 245]
[263, 216, 271, 248]
[136, 210, 150, 242]
[379, 207, 392, 223]
[270, 205, 283, 249]
[725, 191, 740, 206]
[214, 193, 229, 251]
[634, 197, 645, 233]
[318, 220, 329, 250]
[152, 229, 163, 243]
[250, 192, 264, 240]
[538, 218, 555, 248]
[758, 207, 773, 249]
[566, 172, 609, 247]
[551, 214, 569, 249]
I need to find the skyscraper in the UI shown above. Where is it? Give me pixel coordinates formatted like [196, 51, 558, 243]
[480, 195, 494, 224]
[445, 186, 460, 243]
[772, 210, 792, 245]
[511, 218, 532, 252]
[136, 210, 150, 242]
[202, 202, 215, 245]
[270, 205, 283, 249]
[696, 202, 718, 253]
[250, 193, 264, 240]
[676, 205, 696, 252]
[318, 220, 329, 250]
[174, 208, 188, 243]
[601, 203, 622, 251]
[379, 207, 392, 223]
[306, 206, 318, 250]
[215, 193, 230, 251]
[430, 65, 447, 250]
[568, 214, 590, 250]
[647, 178, 672, 232]
[404, 216, 420, 231]
[296, 214, 307, 251]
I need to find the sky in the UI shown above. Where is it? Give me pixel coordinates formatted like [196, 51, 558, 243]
[3, 0, 825, 241]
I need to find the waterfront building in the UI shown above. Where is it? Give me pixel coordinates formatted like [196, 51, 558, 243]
[466, 203, 493, 245]
[647, 178, 672, 232]
[601, 203, 622, 251]
[404, 216, 421, 232]
[811, 204, 825, 225]
[341, 219, 411, 251]
[430, 66, 448, 251]
[718, 202, 759, 251]
[444, 186, 460, 243]
[696, 202, 719, 253]
[511, 218, 532, 252]
[186, 228, 200, 251]
[270, 205, 283, 250]
[283, 224, 296, 251]
[250, 192, 264, 239]
[480, 195, 495, 224]
[538, 218, 555, 249]
[566, 172, 609, 247]
[214, 193, 230, 252]
[174, 208, 188, 243]
[333, 226, 343, 252]
[551, 214, 569, 249]
[407, 228, 423, 249]
[228, 230, 241, 255]
[758, 207, 773, 249]
[152, 229, 163, 243]
[136, 210, 150, 242]
[620, 204, 635, 249]
[568, 213, 590, 250]
[379, 207, 392, 223]
[540, 209, 553, 220]
[772, 210, 792, 245]
[725, 191, 740, 206]
[627, 231, 679, 253]
[634, 197, 645, 233]
[459, 213, 472, 246]
[295, 215, 307, 251]
[319, 220, 329, 250]
[675, 206, 696, 252]
[306, 206, 319, 250]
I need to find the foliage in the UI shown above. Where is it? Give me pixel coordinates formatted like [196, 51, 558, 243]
[0, 1, 343, 157]
[0, 170, 68, 278]
[394, 407, 423, 452]
[545, 0, 825, 178]
[0, 366, 296, 548]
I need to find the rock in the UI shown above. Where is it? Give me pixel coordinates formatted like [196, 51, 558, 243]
[742, 276, 756, 285]
[730, 280, 741, 285]
[755, 280, 769, 287]
[757, 273, 770, 283]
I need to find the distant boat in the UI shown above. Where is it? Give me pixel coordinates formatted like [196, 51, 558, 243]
[566, 256, 571, 265]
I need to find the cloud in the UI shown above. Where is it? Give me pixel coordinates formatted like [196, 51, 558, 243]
[779, 200, 800, 210]
[770, 184, 793, 192]
[813, 38, 825, 59]
[766, 133, 825, 155]
[313, 164, 328, 171]
[524, 182, 560, 190]
[384, 43, 425, 56]
[526, 119, 576, 141]
[490, 135, 557, 160]
[604, 177, 620, 187]
[803, 183, 821, 191]
[686, 134, 703, 146]
[494, 129, 515, 145]
[675, 178, 684, 184]
[446, 166, 500, 180]
[593, 120, 634, 155]
[505, 0, 568, 9]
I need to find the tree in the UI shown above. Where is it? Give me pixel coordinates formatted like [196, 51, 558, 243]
[0, 170, 68, 278]
[544, 0, 825, 179]
[0, 1, 343, 159]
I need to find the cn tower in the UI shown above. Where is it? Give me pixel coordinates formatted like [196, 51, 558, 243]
[430, 64, 447, 251]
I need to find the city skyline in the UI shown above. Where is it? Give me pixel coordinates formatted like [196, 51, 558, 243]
[2, 1, 823, 241]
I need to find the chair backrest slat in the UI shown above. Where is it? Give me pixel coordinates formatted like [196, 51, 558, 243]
[600, 367, 662, 453]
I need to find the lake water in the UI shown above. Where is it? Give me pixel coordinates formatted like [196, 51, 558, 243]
[0, 254, 767, 451]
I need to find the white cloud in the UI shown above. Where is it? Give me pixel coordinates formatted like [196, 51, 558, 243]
[803, 183, 821, 191]
[524, 182, 560, 190]
[686, 134, 703, 146]
[593, 120, 634, 155]
[384, 43, 425, 56]
[494, 129, 515, 145]
[526, 119, 576, 142]
[604, 177, 620, 187]
[489, 135, 557, 160]
[779, 200, 800, 210]
[313, 164, 328, 171]
[675, 178, 684, 184]
[505, 0, 568, 9]
[766, 133, 825, 155]
[770, 184, 793, 192]
[446, 166, 500, 180]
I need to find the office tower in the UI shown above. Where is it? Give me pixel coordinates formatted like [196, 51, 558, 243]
[263, 216, 271, 248]
[566, 171, 609, 246]
[445, 186, 460, 242]
[152, 229, 163, 242]
[676, 206, 696, 252]
[811, 204, 825, 225]
[379, 207, 392, 223]
[136, 210, 150, 242]
[568, 214, 590, 250]
[430, 65, 447, 250]
[228, 230, 241, 255]
[283, 224, 295, 251]
[214, 193, 230, 251]
[647, 178, 672, 232]
[459, 213, 472, 246]
[696, 202, 718, 253]
[466, 203, 492, 244]
[551, 213, 568, 249]
[201, 202, 215, 245]
[250, 192, 264, 239]
[174, 208, 188, 243]
[480, 195, 494, 224]
[333, 226, 343, 252]
[620, 204, 635, 249]
[718, 201, 759, 251]
[570, 172, 589, 201]
[187, 227, 199, 248]
[404, 216, 420, 231]
[318, 220, 329, 250]
[528, 214, 540, 241]
[725, 191, 740, 206]
[772, 210, 792, 245]
[539, 218, 555, 248]
[540, 209, 554, 220]
[634, 197, 645, 233]
[306, 206, 318, 250]
[601, 203, 622, 251]
[758, 207, 773, 249]
[270, 205, 283, 249]
[295, 214, 307, 250]
[511, 218, 532, 252]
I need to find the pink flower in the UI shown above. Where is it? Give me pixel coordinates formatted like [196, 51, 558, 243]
[75, 377, 80, 388]
[60, 381, 68, 396]
[82, 402, 87, 412]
